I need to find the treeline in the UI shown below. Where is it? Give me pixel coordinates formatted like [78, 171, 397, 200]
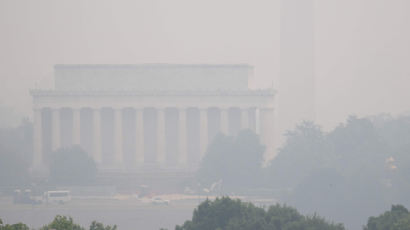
[197, 114, 410, 229]
[0, 120, 32, 186]
[171, 197, 410, 230]
[0, 215, 116, 230]
[3, 198, 410, 230]
[174, 197, 344, 230]
[269, 115, 410, 229]
[0, 118, 97, 186]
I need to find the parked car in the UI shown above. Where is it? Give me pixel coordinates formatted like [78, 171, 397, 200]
[151, 197, 170, 205]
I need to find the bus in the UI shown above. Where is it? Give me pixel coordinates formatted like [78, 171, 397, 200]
[43, 190, 71, 204]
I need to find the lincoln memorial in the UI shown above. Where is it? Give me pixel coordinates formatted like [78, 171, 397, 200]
[31, 64, 275, 173]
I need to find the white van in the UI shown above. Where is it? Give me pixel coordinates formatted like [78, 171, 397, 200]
[43, 190, 71, 204]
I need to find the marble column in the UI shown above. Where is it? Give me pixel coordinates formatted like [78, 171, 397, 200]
[259, 107, 275, 159]
[241, 108, 249, 130]
[114, 108, 123, 166]
[93, 108, 102, 164]
[33, 108, 43, 169]
[157, 108, 166, 165]
[199, 108, 208, 159]
[178, 108, 187, 165]
[220, 108, 229, 134]
[51, 108, 60, 151]
[73, 108, 81, 145]
[255, 109, 260, 135]
[250, 108, 257, 133]
[135, 108, 144, 165]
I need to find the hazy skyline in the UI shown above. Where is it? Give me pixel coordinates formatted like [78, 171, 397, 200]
[1, 0, 410, 131]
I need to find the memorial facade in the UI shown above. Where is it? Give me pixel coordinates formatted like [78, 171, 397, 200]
[31, 64, 275, 172]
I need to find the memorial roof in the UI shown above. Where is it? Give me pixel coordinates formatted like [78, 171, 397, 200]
[54, 64, 253, 91]
[30, 89, 275, 97]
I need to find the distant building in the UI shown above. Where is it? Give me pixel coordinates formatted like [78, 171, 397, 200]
[31, 64, 275, 172]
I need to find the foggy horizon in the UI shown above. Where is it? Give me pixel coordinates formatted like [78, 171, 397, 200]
[1, 0, 410, 132]
[1, 1, 410, 230]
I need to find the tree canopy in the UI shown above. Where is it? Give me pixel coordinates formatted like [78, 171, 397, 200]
[364, 205, 410, 230]
[197, 130, 265, 191]
[40, 215, 116, 230]
[0, 218, 29, 230]
[175, 197, 345, 230]
[40, 216, 84, 230]
[49, 146, 97, 185]
[267, 115, 410, 229]
[0, 120, 32, 186]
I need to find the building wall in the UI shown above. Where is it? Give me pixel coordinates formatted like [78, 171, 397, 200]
[31, 64, 274, 173]
[55, 64, 252, 91]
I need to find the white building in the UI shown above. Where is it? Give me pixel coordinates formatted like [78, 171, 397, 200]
[31, 64, 275, 172]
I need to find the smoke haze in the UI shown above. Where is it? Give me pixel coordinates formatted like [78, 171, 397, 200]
[1, 0, 410, 132]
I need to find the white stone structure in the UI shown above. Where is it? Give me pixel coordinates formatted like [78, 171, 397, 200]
[31, 64, 275, 172]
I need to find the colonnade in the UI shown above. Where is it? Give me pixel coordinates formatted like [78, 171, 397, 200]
[32, 106, 273, 171]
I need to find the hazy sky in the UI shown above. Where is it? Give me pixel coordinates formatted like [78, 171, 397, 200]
[1, 0, 410, 130]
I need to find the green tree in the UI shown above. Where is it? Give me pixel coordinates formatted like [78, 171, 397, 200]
[49, 146, 97, 185]
[373, 115, 410, 207]
[175, 197, 344, 230]
[364, 205, 410, 230]
[40, 215, 84, 230]
[266, 116, 410, 229]
[197, 130, 265, 191]
[267, 121, 331, 189]
[0, 120, 32, 186]
[0, 152, 29, 186]
[1, 216, 117, 230]
[89, 221, 117, 230]
[0, 218, 29, 230]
